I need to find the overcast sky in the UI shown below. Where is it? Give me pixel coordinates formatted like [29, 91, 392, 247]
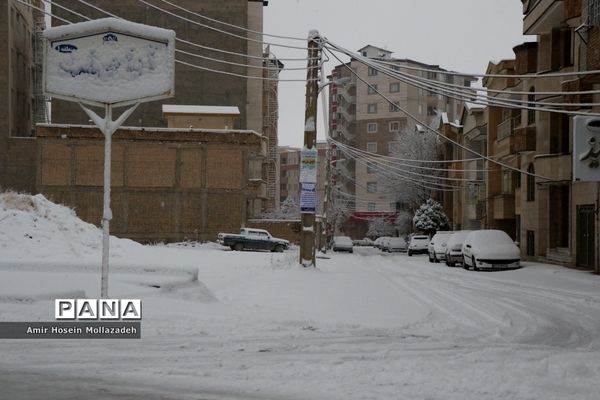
[263, 0, 533, 148]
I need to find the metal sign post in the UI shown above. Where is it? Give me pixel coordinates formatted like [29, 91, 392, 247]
[43, 18, 175, 297]
[80, 103, 139, 298]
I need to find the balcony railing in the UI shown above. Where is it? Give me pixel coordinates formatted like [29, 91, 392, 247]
[497, 114, 521, 140]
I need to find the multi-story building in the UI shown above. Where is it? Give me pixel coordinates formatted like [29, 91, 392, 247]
[515, 0, 599, 269]
[328, 45, 476, 237]
[0, 0, 45, 192]
[278, 146, 301, 205]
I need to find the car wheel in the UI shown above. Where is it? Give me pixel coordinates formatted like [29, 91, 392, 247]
[408, 250, 412, 256]
[462, 256, 469, 269]
[428, 253, 433, 262]
[274, 244, 284, 253]
[433, 253, 439, 263]
[349, 249, 353, 254]
[233, 243, 244, 251]
[472, 256, 478, 271]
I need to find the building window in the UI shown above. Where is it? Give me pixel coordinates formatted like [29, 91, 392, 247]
[368, 202, 376, 211]
[367, 162, 377, 174]
[527, 230, 535, 256]
[367, 142, 377, 152]
[367, 122, 378, 133]
[367, 84, 378, 95]
[389, 82, 400, 93]
[389, 121, 401, 132]
[514, 171, 521, 188]
[502, 170, 513, 195]
[367, 182, 377, 193]
[368, 67, 378, 76]
[527, 164, 536, 202]
[368, 103, 378, 114]
[389, 101, 400, 112]
[528, 87, 536, 124]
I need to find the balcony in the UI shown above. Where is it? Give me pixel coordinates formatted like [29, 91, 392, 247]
[523, 0, 565, 35]
[493, 194, 516, 220]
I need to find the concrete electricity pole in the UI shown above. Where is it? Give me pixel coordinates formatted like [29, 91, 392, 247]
[299, 30, 321, 267]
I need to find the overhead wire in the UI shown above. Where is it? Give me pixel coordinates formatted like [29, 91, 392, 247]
[43, 1, 317, 82]
[325, 44, 554, 181]
[155, 0, 307, 42]
[325, 44, 600, 116]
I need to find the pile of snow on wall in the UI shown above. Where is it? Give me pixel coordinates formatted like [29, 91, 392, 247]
[0, 192, 140, 260]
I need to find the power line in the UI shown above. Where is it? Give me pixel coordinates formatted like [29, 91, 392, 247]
[134, 0, 309, 51]
[351, 48, 600, 79]
[325, 46, 554, 182]
[326, 45, 600, 116]
[155, 0, 307, 42]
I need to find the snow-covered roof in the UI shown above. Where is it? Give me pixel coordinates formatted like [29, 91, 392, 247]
[162, 105, 240, 115]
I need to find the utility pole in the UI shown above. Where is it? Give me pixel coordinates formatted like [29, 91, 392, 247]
[299, 30, 321, 267]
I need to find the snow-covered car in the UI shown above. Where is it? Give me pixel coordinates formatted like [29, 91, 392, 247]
[374, 236, 391, 250]
[428, 231, 454, 262]
[382, 237, 407, 252]
[332, 236, 354, 253]
[444, 230, 472, 267]
[353, 237, 373, 246]
[407, 235, 430, 256]
[462, 230, 520, 271]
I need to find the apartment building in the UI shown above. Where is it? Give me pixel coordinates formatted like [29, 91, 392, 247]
[0, 0, 45, 192]
[328, 45, 476, 237]
[278, 146, 301, 205]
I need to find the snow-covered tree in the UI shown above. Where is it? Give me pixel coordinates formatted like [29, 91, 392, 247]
[261, 197, 300, 219]
[412, 199, 449, 235]
[379, 128, 442, 210]
[366, 217, 395, 238]
[394, 210, 413, 236]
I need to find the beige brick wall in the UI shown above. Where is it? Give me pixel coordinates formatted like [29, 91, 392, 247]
[206, 148, 243, 189]
[128, 146, 177, 188]
[41, 143, 71, 186]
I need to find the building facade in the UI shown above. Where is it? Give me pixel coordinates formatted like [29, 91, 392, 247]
[0, 0, 45, 193]
[36, 124, 267, 242]
[328, 45, 476, 237]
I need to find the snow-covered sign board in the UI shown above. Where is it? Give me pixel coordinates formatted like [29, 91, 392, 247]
[43, 18, 176, 107]
[574, 116, 600, 182]
[300, 146, 318, 183]
[300, 183, 317, 214]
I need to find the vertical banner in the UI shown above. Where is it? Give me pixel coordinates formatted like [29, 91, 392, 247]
[300, 146, 318, 183]
[300, 183, 317, 214]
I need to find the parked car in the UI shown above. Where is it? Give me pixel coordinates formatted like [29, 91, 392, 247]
[333, 236, 354, 253]
[383, 237, 407, 252]
[444, 230, 472, 267]
[374, 236, 391, 250]
[462, 230, 520, 271]
[217, 228, 290, 252]
[353, 237, 373, 246]
[407, 235, 430, 256]
[428, 231, 454, 262]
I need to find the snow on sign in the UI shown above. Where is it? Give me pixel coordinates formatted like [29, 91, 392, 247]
[43, 18, 175, 107]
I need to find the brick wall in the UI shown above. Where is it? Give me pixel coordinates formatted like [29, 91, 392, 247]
[36, 125, 266, 243]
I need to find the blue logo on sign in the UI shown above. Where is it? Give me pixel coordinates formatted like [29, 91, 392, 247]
[55, 44, 78, 53]
[103, 33, 118, 43]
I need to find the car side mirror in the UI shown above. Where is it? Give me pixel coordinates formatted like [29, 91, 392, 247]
[514, 241, 520, 247]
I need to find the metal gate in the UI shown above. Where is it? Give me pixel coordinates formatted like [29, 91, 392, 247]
[577, 205, 596, 269]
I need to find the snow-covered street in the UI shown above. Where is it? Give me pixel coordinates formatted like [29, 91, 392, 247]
[2, 241, 600, 399]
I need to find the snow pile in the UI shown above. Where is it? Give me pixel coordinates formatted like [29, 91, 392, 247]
[0, 192, 141, 261]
